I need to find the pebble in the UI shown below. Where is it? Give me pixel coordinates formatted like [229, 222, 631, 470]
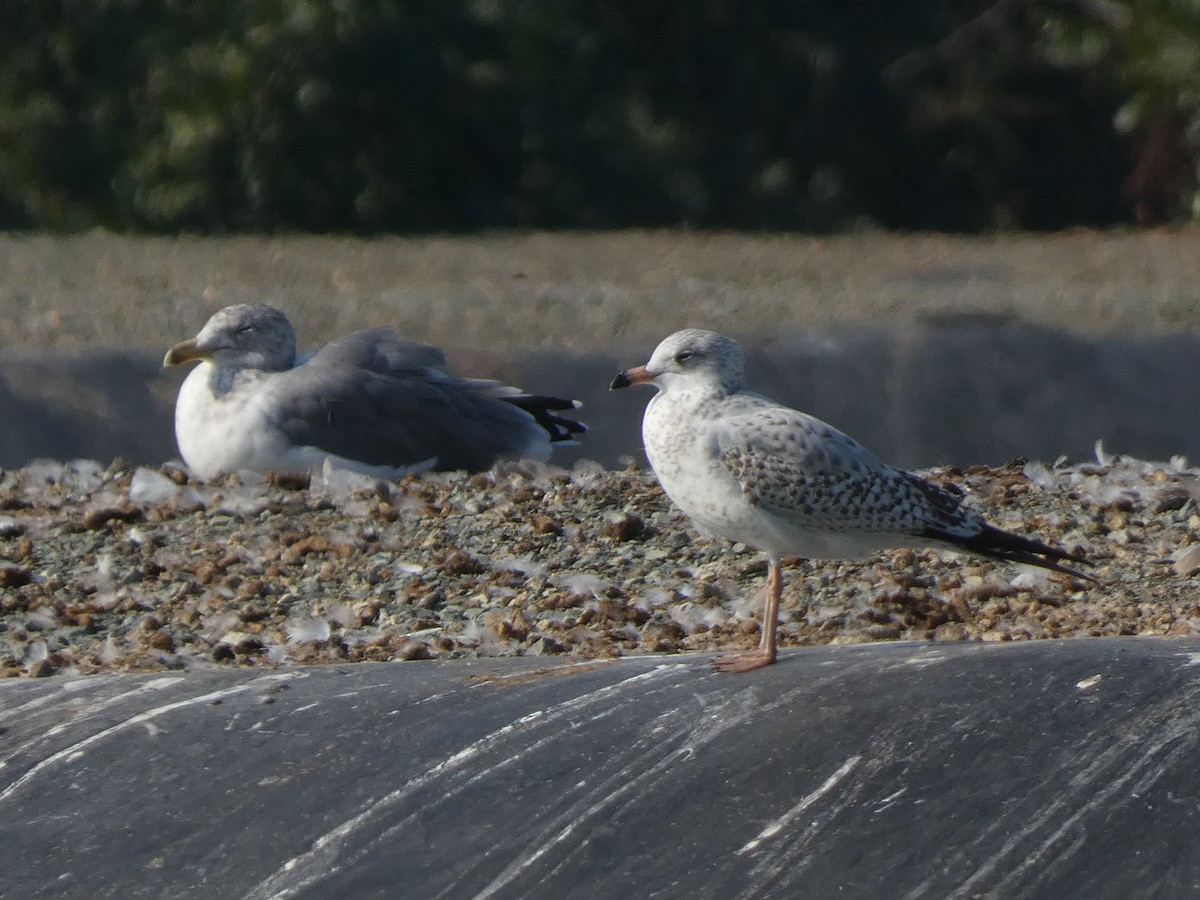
[0, 453, 1192, 677]
[1174, 544, 1200, 577]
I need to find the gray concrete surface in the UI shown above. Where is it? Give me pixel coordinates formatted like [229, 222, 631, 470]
[3, 638, 1199, 898]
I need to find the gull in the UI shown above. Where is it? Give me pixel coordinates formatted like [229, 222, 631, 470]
[611, 328, 1091, 673]
[164, 304, 584, 480]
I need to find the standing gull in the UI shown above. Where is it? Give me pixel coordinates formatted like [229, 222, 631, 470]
[611, 328, 1091, 673]
[164, 304, 585, 480]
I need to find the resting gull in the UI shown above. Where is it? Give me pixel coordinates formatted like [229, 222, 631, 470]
[164, 304, 585, 480]
[611, 328, 1092, 673]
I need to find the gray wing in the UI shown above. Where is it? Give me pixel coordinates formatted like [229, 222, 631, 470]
[714, 402, 982, 538]
[264, 328, 548, 472]
[298, 328, 448, 372]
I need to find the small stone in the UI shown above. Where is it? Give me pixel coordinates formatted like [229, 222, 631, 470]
[1174, 544, 1200, 577]
[864, 623, 902, 640]
[483, 609, 530, 641]
[161, 464, 189, 485]
[212, 644, 236, 663]
[1154, 491, 1190, 513]
[527, 636, 565, 655]
[147, 631, 176, 652]
[82, 504, 141, 529]
[396, 639, 433, 661]
[268, 471, 311, 491]
[0, 563, 32, 588]
[529, 513, 562, 535]
[932, 623, 968, 641]
[442, 548, 485, 575]
[26, 659, 54, 678]
[603, 512, 645, 542]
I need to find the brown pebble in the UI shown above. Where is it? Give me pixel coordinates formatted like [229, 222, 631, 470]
[239, 602, 271, 622]
[212, 644, 236, 663]
[603, 512, 645, 542]
[161, 465, 189, 485]
[268, 471, 311, 491]
[864, 623, 902, 640]
[529, 513, 562, 535]
[147, 631, 176, 652]
[354, 601, 381, 626]
[82, 504, 141, 529]
[234, 636, 264, 654]
[396, 639, 433, 661]
[284, 534, 355, 560]
[236, 578, 266, 601]
[933, 623, 969, 641]
[0, 563, 32, 588]
[484, 609, 530, 641]
[26, 659, 54, 677]
[442, 548, 485, 575]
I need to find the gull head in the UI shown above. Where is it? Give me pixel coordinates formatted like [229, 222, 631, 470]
[163, 304, 297, 372]
[611, 328, 744, 394]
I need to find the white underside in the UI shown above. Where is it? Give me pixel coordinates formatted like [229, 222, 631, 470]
[174, 364, 434, 481]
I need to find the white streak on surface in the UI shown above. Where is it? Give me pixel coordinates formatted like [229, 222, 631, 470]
[458, 659, 881, 900]
[4, 676, 188, 760]
[0, 672, 302, 804]
[462, 694, 748, 900]
[243, 664, 688, 900]
[737, 755, 862, 855]
[966, 722, 1196, 900]
[898, 702, 1200, 900]
[0, 675, 124, 724]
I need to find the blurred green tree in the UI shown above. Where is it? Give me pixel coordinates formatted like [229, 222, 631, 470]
[0, 0, 1191, 231]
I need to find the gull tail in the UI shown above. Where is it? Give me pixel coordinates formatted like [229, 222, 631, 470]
[505, 395, 587, 444]
[941, 523, 1096, 582]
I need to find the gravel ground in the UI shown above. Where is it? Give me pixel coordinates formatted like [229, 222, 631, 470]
[1, 449, 1195, 678]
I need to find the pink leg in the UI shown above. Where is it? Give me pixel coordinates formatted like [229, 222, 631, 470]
[715, 558, 781, 673]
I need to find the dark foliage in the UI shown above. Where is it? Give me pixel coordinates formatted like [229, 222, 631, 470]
[0, 1, 1189, 232]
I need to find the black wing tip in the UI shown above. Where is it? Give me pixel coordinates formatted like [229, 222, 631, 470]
[935, 524, 1097, 583]
[505, 393, 587, 443]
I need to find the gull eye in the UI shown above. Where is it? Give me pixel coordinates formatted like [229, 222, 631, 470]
[674, 350, 695, 364]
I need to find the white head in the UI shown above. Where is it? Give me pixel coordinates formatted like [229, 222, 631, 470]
[610, 328, 745, 395]
[163, 304, 297, 372]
